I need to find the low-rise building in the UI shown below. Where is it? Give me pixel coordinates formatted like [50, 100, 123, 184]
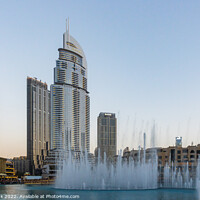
[13, 156, 29, 176]
[122, 144, 200, 184]
[42, 149, 66, 180]
[123, 144, 200, 166]
[0, 157, 6, 174]
[0, 157, 7, 182]
[6, 160, 18, 180]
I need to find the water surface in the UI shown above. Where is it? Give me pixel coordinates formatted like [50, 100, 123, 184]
[0, 185, 199, 200]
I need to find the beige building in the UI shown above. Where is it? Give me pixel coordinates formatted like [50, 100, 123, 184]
[0, 157, 6, 174]
[122, 144, 200, 183]
[123, 144, 200, 166]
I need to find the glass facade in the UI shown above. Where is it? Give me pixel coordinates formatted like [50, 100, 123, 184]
[27, 77, 50, 175]
[97, 113, 117, 159]
[51, 27, 90, 153]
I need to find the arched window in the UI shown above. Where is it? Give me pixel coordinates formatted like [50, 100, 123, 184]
[190, 150, 195, 154]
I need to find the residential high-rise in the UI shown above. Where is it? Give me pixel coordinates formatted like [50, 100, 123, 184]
[51, 22, 90, 152]
[97, 112, 117, 159]
[27, 77, 51, 175]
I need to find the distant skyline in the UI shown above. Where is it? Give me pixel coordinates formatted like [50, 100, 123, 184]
[1, 0, 200, 158]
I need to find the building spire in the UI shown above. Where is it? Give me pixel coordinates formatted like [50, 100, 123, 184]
[66, 17, 70, 44]
[66, 18, 68, 38]
[68, 17, 70, 43]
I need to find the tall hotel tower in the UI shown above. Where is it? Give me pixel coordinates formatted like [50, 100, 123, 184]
[51, 22, 90, 152]
[97, 113, 117, 159]
[27, 77, 51, 175]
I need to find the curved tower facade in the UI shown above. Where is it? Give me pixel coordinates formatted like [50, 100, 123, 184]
[51, 22, 90, 152]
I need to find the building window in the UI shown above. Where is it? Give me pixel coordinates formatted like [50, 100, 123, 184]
[183, 155, 188, 159]
[182, 149, 188, 153]
[102, 119, 107, 125]
[81, 69, 85, 76]
[110, 119, 116, 126]
[197, 150, 200, 154]
[190, 150, 195, 154]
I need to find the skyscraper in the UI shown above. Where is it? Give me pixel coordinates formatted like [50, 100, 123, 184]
[27, 77, 51, 175]
[97, 112, 117, 159]
[51, 22, 90, 152]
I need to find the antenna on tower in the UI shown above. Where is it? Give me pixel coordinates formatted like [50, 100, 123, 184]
[64, 18, 68, 48]
[66, 18, 68, 35]
[68, 17, 70, 42]
[65, 18, 70, 44]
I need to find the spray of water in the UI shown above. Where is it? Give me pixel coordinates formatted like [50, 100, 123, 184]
[55, 133, 200, 190]
[55, 148, 158, 190]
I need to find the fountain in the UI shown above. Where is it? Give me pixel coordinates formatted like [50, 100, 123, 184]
[55, 133, 199, 190]
[55, 149, 158, 190]
[163, 161, 194, 188]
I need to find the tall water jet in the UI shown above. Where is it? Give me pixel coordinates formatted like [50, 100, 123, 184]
[144, 132, 146, 162]
[55, 133, 159, 190]
[196, 158, 200, 198]
[151, 121, 156, 148]
[54, 133, 200, 190]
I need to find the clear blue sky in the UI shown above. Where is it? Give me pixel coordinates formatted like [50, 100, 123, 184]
[1, 0, 200, 158]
